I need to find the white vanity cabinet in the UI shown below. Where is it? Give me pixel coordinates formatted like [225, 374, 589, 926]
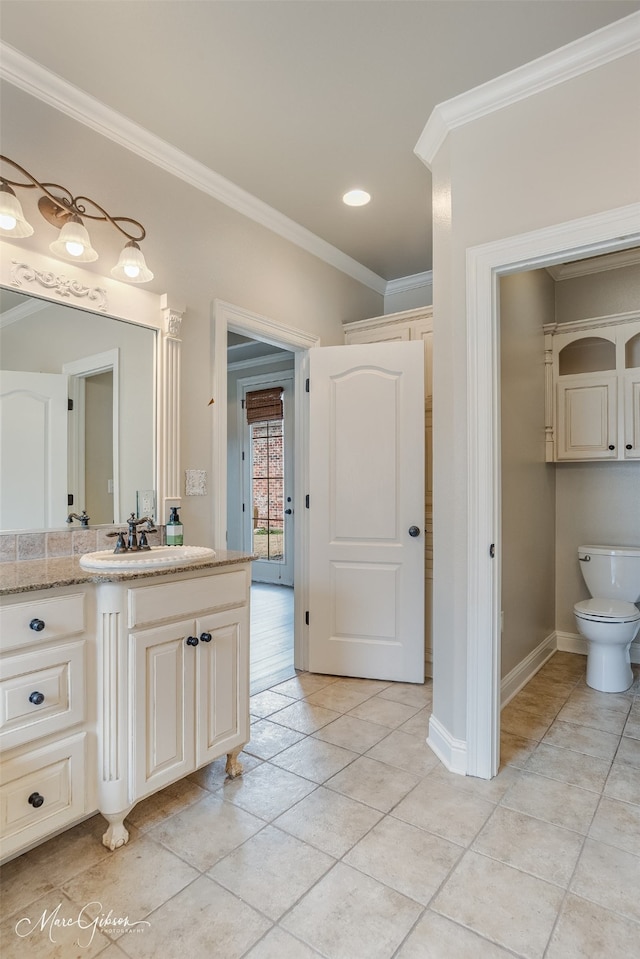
[344, 306, 434, 676]
[547, 317, 640, 461]
[0, 586, 94, 861]
[96, 562, 250, 850]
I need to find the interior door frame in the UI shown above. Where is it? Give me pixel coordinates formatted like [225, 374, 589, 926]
[466, 202, 640, 779]
[212, 300, 320, 670]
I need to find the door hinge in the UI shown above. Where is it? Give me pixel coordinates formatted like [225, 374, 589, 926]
[67, 398, 74, 411]
[305, 494, 310, 509]
[242, 451, 245, 461]
[242, 503, 245, 512]
[489, 543, 495, 558]
[305, 378, 310, 392]
[305, 611, 310, 626]
[67, 494, 74, 506]
[241, 398, 245, 409]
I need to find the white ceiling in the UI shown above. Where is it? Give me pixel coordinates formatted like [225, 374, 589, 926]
[1, 0, 638, 283]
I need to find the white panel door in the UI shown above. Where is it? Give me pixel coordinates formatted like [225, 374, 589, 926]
[196, 606, 249, 765]
[130, 620, 196, 799]
[308, 342, 425, 682]
[0, 370, 68, 529]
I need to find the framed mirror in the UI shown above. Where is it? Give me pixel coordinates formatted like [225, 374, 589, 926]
[0, 245, 183, 532]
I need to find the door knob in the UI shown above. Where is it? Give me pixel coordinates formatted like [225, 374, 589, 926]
[408, 526, 421, 537]
[200, 632, 212, 643]
[185, 636, 199, 647]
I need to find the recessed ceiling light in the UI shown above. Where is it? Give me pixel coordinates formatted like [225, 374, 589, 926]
[342, 189, 371, 207]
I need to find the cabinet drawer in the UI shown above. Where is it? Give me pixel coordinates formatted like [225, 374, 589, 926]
[0, 732, 86, 860]
[0, 593, 86, 654]
[0, 642, 85, 750]
[128, 568, 248, 627]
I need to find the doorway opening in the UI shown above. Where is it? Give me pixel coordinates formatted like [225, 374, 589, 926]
[226, 331, 297, 691]
[214, 300, 319, 680]
[465, 204, 640, 779]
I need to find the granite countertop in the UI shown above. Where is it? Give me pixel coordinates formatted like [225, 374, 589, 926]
[0, 551, 255, 596]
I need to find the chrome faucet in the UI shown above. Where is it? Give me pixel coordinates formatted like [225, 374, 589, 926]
[107, 513, 157, 553]
[67, 510, 90, 527]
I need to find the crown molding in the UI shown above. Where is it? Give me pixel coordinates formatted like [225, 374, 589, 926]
[0, 291, 49, 328]
[0, 42, 387, 296]
[384, 270, 433, 295]
[415, 12, 640, 169]
[546, 247, 640, 280]
[543, 309, 640, 336]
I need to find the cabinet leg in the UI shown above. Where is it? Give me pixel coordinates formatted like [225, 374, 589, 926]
[101, 808, 133, 850]
[225, 746, 244, 779]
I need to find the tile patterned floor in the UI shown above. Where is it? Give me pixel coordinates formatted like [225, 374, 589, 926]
[1, 652, 639, 959]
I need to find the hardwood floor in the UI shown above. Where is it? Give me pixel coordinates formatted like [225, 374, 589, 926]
[250, 582, 295, 694]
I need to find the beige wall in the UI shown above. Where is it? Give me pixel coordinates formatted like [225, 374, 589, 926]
[384, 282, 433, 314]
[500, 270, 556, 677]
[85, 371, 113, 524]
[429, 50, 640, 741]
[554, 263, 640, 323]
[0, 82, 382, 543]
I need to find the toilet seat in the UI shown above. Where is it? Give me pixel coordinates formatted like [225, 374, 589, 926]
[574, 598, 640, 624]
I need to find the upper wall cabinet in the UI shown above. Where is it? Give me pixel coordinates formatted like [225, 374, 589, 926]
[545, 315, 640, 462]
[343, 306, 433, 403]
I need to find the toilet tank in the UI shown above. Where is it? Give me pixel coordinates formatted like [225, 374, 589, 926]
[578, 545, 640, 603]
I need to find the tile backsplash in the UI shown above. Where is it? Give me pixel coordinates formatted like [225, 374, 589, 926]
[0, 526, 165, 563]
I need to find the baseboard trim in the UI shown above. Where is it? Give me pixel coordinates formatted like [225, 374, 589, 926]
[427, 714, 467, 776]
[556, 630, 640, 664]
[501, 632, 557, 708]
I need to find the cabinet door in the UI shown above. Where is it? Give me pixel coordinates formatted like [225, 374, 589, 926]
[130, 619, 196, 799]
[556, 374, 617, 460]
[624, 369, 640, 459]
[195, 606, 249, 766]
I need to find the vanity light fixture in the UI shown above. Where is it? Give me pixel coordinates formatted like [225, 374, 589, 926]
[342, 188, 371, 207]
[0, 155, 154, 282]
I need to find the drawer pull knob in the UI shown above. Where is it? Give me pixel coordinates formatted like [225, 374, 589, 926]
[29, 618, 45, 632]
[185, 635, 199, 647]
[626, 444, 633, 450]
[29, 691, 45, 706]
[28, 792, 45, 808]
[200, 632, 212, 643]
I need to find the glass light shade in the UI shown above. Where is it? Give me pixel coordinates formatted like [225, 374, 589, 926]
[50, 215, 98, 262]
[111, 240, 154, 283]
[0, 182, 34, 237]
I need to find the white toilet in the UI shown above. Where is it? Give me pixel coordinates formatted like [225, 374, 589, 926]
[574, 545, 640, 692]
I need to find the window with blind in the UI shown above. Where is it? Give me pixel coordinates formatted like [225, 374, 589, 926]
[246, 387, 285, 563]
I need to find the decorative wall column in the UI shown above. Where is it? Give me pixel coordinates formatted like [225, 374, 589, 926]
[543, 324, 555, 462]
[157, 294, 185, 518]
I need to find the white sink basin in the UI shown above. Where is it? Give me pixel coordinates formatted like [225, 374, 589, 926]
[80, 545, 216, 571]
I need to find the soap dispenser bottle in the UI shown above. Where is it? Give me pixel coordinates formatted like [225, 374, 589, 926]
[166, 506, 184, 546]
